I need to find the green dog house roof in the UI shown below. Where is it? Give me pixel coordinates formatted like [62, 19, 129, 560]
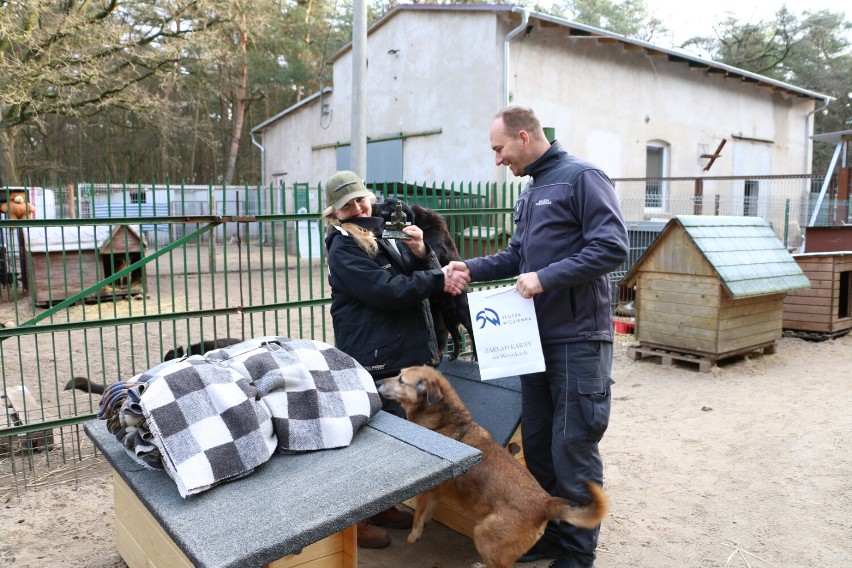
[621, 215, 810, 298]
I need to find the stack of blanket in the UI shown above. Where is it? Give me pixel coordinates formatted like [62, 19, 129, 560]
[100, 337, 382, 497]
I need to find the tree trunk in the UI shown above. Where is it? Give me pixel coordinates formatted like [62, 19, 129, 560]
[190, 102, 199, 181]
[0, 127, 19, 186]
[224, 16, 249, 186]
[77, 117, 84, 180]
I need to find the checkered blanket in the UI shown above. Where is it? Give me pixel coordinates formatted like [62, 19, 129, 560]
[207, 337, 382, 453]
[104, 337, 381, 497]
[98, 378, 163, 470]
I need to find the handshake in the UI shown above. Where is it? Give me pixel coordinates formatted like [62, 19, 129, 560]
[441, 261, 471, 296]
[440, 261, 544, 300]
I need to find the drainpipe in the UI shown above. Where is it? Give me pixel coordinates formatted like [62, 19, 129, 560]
[251, 131, 265, 186]
[804, 97, 830, 174]
[351, 0, 368, 177]
[504, 8, 530, 108]
[250, 131, 268, 244]
[498, 7, 530, 189]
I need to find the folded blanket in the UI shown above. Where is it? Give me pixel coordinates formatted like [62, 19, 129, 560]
[139, 356, 277, 497]
[206, 337, 382, 453]
[113, 336, 381, 497]
[98, 378, 163, 470]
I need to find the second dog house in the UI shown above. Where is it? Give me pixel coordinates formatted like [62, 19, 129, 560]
[24, 224, 146, 305]
[620, 216, 810, 367]
[783, 251, 852, 336]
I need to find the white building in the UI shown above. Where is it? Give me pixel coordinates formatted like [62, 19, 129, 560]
[251, 4, 831, 220]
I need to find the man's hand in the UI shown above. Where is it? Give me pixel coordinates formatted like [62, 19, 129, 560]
[442, 261, 471, 296]
[515, 272, 543, 299]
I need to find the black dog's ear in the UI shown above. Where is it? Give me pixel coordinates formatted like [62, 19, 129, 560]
[411, 204, 433, 230]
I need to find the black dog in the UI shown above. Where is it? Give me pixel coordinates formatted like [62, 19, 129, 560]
[374, 198, 476, 361]
[164, 337, 242, 361]
[64, 376, 105, 395]
[64, 338, 244, 395]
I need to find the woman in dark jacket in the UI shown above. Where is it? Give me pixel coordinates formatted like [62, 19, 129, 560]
[323, 170, 452, 381]
[322, 170, 458, 549]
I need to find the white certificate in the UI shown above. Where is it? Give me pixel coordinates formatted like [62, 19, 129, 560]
[467, 286, 545, 380]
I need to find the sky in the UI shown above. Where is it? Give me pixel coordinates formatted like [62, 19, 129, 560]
[636, 0, 850, 47]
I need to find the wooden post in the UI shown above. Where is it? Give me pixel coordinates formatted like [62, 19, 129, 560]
[66, 183, 76, 218]
[693, 178, 703, 215]
[836, 167, 850, 225]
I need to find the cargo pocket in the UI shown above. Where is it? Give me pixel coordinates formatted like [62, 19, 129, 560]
[578, 376, 614, 443]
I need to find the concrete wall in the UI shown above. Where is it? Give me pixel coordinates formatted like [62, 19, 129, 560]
[261, 93, 335, 201]
[327, 11, 502, 183]
[507, 18, 814, 183]
[258, 9, 817, 213]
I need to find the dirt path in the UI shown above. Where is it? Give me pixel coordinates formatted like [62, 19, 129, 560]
[2, 332, 850, 568]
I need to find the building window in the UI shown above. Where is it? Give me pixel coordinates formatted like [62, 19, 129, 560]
[645, 142, 668, 210]
[336, 139, 403, 184]
[744, 180, 759, 216]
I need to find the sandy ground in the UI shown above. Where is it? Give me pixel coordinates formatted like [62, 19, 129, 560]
[2, 331, 851, 568]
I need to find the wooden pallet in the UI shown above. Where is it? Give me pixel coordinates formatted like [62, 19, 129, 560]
[783, 329, 850, 342]
[626, 341, 777, 373]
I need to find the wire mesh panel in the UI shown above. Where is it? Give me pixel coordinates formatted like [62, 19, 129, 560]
[0, 423, 112, 499]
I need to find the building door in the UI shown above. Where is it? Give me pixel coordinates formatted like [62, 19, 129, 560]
[645, 142, 668, 212]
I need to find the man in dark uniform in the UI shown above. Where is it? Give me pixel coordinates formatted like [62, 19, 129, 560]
[446, 105, 629, 568]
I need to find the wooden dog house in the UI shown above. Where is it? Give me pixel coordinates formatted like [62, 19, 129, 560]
[24, 225, 146, 306]
[85, 411, 481, 568]
[620, 216, 810, 370]
[783, 252, 852, 337]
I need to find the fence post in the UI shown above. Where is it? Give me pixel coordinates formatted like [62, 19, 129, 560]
[209, 184, 217, 274]
[837, 167, 850, 225]
[693, 178, 703, 215]
[784, 199, 790, 247]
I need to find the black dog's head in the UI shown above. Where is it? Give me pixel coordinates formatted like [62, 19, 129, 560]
[164, 346, 185, 361]
[373, 197, 415, 225]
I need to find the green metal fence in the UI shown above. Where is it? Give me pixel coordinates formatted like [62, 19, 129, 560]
[0, 175, 843, 495]
[0, 180, 516, 496]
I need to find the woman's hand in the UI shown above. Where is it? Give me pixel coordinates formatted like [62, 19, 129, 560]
[442, 262, 471, 296]
[401, 225, 427, 257]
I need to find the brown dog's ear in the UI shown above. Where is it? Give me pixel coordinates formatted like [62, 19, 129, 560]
[423, 378, 443, 406]
[415, 379, 428, 401]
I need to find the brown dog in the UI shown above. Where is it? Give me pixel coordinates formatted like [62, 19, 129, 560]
[376, 366, 608, 568]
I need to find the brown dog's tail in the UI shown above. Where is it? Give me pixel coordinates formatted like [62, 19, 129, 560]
[545, 481, 609, 529]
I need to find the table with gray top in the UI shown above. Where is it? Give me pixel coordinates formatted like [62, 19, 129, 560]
[85, 410, 482, 568]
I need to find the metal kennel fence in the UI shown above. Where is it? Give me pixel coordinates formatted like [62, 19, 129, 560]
[0, 175, 843, 495]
